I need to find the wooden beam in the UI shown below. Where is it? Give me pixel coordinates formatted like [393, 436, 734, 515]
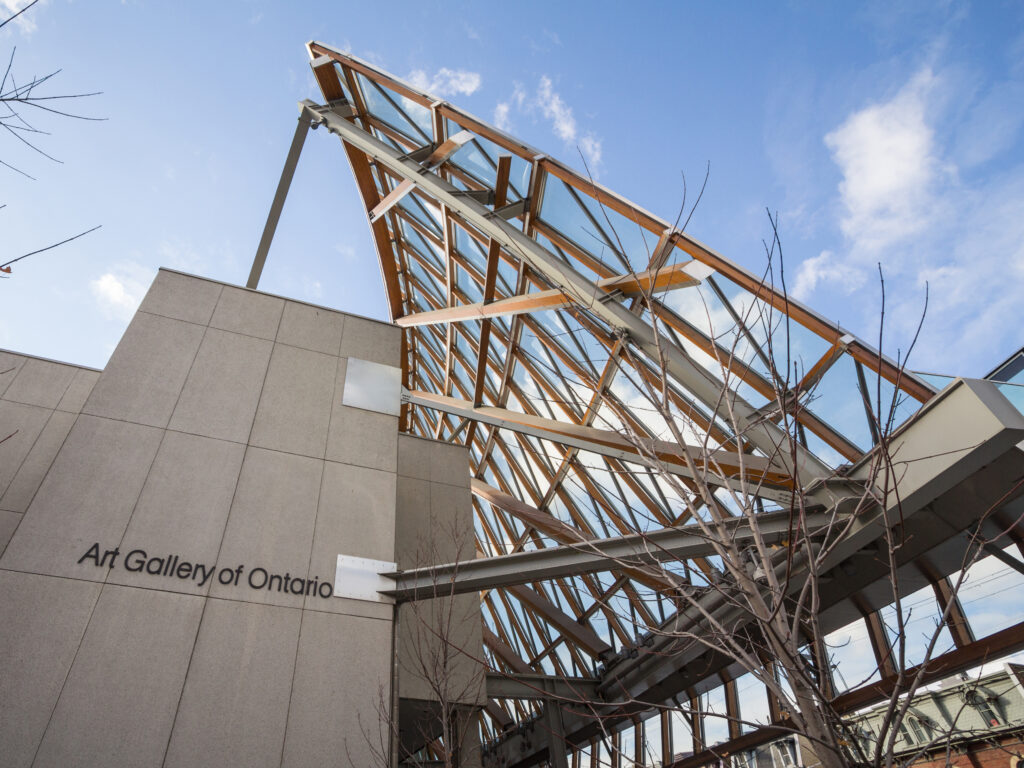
[397, 261, 700, 329]
[471, 154, 513, 411]
[368, 130, 474, 223]
[508, 584, 612, 659]
[409, 390, 794, 492]
[483, 626, 533, 675]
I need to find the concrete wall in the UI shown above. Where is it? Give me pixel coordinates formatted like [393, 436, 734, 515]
[0, 351, 100, 555]
[0, 269, 414, 768]
[395, 434, 483, 767]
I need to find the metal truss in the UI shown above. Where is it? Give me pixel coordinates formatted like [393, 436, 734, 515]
[247, 41, 1024, 768]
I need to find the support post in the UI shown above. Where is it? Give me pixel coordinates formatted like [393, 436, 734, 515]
[247, 104, 314, 289]
[545, 697, 570, 768]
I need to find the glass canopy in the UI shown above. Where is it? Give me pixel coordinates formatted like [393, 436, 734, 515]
[297, 41, 1015, 768]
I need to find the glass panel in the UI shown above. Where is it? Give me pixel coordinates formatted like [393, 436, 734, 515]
[538, 179, 623, 275]
[451, 140, 498, 189]
[357, 74, 429, 144]
[825, 618, 881, 692]
[396, 94, 434, 139]
[996, 381, 1024, 415]
[879, 584, 955, 668]
[805, 355, 874, 453]
[701, 685, 730, 747]
[954, 546, 1024, 639]
[735, 672, 771, 731]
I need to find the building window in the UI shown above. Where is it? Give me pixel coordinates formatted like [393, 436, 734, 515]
[770, 739, 797, 768]
[906, 710, 936, 742]
[963, 688, 1002, 727]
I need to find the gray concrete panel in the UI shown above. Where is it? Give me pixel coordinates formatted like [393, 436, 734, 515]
[430, 482, 475, 563]
[339, 314, 401, 366]
[0, 415, 163, 581]
[397, 434, 469, 487]
[33, 585, 202, 768]
[138, 269, 223, 326]
[164, 599, 301, 768]
[168, 328, 273, 444]
[1, 358, 76, 410]
[306, 461, 395, 615]
[250, 344, 336, 459]
[211, 447, 322, 608]
[109, 432, 245, 594]
[0, 351, 26, 398]
[397, 594, 484, 705]
[55, 368, 99, 414]
[277, 300, 345, 356]
[326, 403, 398, 472]
[0, 410, 75, 514]
[209, 285, 284, 340]
[0, 571, 101, 768]
[82, 311, 204, 428]
[395, 475, 432, 570]
[281, 610, 392, 768]
[398, 434, 433, 481]
[395, 476, 473, 567]
[0, 510, 18, 555]
[0, 401, 51, 498]
[395, 486, 473, 571]
[430, 441, 470, 488]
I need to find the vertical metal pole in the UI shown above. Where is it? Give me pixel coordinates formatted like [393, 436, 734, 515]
[247, 104, 314, 289]
[544, 686, 570, 768]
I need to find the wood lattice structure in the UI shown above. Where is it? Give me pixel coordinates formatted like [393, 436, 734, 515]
[244, 41, 1024, 768]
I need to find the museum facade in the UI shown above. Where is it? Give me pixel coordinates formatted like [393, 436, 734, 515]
[0, 269, 481, 768]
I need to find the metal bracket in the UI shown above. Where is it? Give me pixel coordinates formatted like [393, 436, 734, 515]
[400, 142, 437, 163]
[492, 198, 529, 221]
[452, 188, 495, 205]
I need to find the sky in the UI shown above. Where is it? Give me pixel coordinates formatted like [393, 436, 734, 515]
[2, 0, 1023, 376]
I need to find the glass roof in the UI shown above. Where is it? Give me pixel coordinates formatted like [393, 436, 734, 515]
[302, 41, 965, 763]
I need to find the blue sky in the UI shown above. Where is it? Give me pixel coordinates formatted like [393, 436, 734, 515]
[2, 0, 1022, 375]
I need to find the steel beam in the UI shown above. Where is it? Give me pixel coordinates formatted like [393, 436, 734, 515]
[247, 103, 315, 289]
[368, 130, 473, 223]
[486, 673, 600, 701]
[381, 508, 839, 600]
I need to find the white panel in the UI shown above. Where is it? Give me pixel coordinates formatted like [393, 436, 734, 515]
[341, 358, 401, 416]
[334, 554, 397, 604]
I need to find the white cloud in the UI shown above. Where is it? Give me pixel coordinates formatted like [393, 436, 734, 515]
[1, 0, 40, 33]
[493, 83, 526, 132]
[538, 75, 577, 141]
[493, 102, 511, 131]
[824, 68, 942, 255]
[90, 262, 152, 322]
[406, 67, 481, 98]
[792, 250, 866, 301]
[579, 134, 602, 171]
[334, 243, 358, 263]
[535, 76, 602, 172]
[796, 61, 1024, 373]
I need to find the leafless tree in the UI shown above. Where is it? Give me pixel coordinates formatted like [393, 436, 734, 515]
[351, 517, 485, 768]
[1, 0, 102, 275]
[538, 205, 1024, 768]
